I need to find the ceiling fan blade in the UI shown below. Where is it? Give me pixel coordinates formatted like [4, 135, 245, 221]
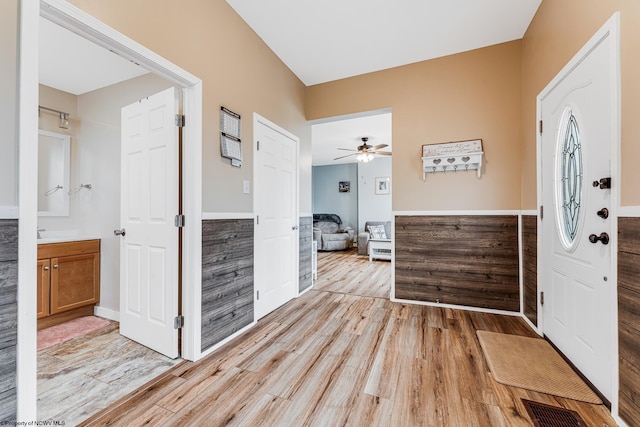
[370, 151, 392, 156]
[333, 153, 357, 160]
[371, 144, 388, 150]
[337, 148, 357, 151]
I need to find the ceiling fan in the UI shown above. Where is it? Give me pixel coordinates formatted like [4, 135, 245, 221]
[333, 137, 392, 162]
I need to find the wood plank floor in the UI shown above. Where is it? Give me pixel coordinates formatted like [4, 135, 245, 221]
[81, 250, 617, 426]
[38, 321, 181, 424]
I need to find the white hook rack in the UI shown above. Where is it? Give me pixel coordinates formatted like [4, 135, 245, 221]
[421, 139, 484, 181]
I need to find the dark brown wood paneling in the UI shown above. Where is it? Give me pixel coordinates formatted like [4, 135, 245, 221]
[618, 216, 640, 425]
[395, 215, 520, 312]
[0, 219, 17, 420]
[201, 219, 254, 352]
[521, 215, 537, 326]
[299, 216, 313, 293]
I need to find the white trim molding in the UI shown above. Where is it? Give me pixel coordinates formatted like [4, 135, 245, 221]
[94, 306, 120, 322]
[0, 206, 19, 219]
[618, 206, 640, 217]
[394, 210, 521, 216]
[391, 297, 522, 318]
[202, 212, 254, 220]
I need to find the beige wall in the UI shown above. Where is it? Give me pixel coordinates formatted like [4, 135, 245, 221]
[70, 0, 312, 214]
[306, 41, 523, 211]
[0, 0, 18, 209]
[521, 0, 640, 208]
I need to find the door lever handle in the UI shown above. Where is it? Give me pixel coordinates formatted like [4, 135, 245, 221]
[589, 232, 609, 245]
[114, 228, 126, 237]
[596, 208, 609, 219]
[292, 225, 299, 230]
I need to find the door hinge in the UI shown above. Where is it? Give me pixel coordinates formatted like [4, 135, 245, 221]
[175, 214, 185, 228]
[257, 140, 260, 151]
[256, 290, 260, 300]
[174, 315, 184, 329]
[175, 114, 185, 127]
[540, 205, 543, 219]
[540, 291, 544, 306]
[539, 120, 543, 134]
[256, 215, 259, 225]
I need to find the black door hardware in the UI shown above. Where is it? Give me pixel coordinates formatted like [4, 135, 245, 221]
[596, 208, 609, 219]
[592, 177, 611, 189]
[589, 232, 609, 245]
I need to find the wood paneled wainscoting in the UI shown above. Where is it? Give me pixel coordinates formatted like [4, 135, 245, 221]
[521, 215, 538, 326]
[299, 216, 313, 293]
[617, 216, 640, 425]
[0, 219, 18, 420]
[394, 214, 520, 312]
[201, 219, 254, 352]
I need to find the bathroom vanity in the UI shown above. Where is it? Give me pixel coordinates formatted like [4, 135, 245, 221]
[37, 238, 100, 330]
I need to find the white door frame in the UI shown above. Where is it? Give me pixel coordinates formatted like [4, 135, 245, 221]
[18, 0, 203, 418]
[536, 11, 620, 417]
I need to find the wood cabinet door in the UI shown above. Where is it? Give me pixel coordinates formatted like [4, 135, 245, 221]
[37, 259, 51, 319]
[50, 253, 100, 314]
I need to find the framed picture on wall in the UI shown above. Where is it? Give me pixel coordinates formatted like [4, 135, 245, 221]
[375, 177, 390, 195]
[339, 181, 351, 193]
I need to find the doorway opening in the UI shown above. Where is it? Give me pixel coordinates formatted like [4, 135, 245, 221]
[310, 109, 393, 299]
[19, 0, 203, 419]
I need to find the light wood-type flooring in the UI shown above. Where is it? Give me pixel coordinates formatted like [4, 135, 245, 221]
[80, 249, 616, 426]
[38, 322, 181, 424]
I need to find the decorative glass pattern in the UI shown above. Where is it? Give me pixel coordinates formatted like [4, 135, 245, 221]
[558, 109, 583, 246]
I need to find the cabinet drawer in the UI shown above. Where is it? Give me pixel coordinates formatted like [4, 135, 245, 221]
[38, 239, 100, 259]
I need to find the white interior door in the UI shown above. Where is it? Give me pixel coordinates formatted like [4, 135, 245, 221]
[120, 87, 179, 358]
[540, 24, 617, 399]
[254, 116, 298, 320]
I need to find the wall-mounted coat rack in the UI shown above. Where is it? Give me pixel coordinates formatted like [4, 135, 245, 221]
[421, 139, 484, 181]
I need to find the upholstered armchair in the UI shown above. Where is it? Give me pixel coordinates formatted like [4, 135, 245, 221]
[313, 213, 354, 251]
[358, 221, 392, 255]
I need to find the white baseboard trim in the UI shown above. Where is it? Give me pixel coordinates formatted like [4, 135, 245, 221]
[202, 212, 253, 220]
[0, 206, 19, 219]
[298, 284, 314, 296]
[520, 313, 542, 336]
[520, 210, 538, 216]
[393, 210, 521, 216]
[390, 297, 521, 317]
[94, 306, 120, 322]
[199, 321, 257, 360]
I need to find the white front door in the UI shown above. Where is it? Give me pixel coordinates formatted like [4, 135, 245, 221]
[254, 115, 299, 320]
[539, 19, 618, 399]
[119, 87, 180, 358]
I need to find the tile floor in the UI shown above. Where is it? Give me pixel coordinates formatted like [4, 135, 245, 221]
[37, 320, 181, 425]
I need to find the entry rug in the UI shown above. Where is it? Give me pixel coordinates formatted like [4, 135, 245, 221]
[477, 330, 602, 404]
[38, 316, 111, 351]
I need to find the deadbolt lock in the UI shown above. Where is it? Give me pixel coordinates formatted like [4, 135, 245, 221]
[597, 208, 609, 219]
[592, 177, 611, 189]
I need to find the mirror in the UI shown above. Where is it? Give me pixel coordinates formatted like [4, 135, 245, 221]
[38, 129, 70, 216]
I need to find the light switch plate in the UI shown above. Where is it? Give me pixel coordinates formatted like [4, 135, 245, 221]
[243, 180, 250, 194]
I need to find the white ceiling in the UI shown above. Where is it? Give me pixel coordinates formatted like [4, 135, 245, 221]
[226, 0, 542, 86]
[39, 17, 149, 95]
[312, 112, 392, 166]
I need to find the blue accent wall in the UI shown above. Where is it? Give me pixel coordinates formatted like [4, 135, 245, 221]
[312, 164, 358, 230]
